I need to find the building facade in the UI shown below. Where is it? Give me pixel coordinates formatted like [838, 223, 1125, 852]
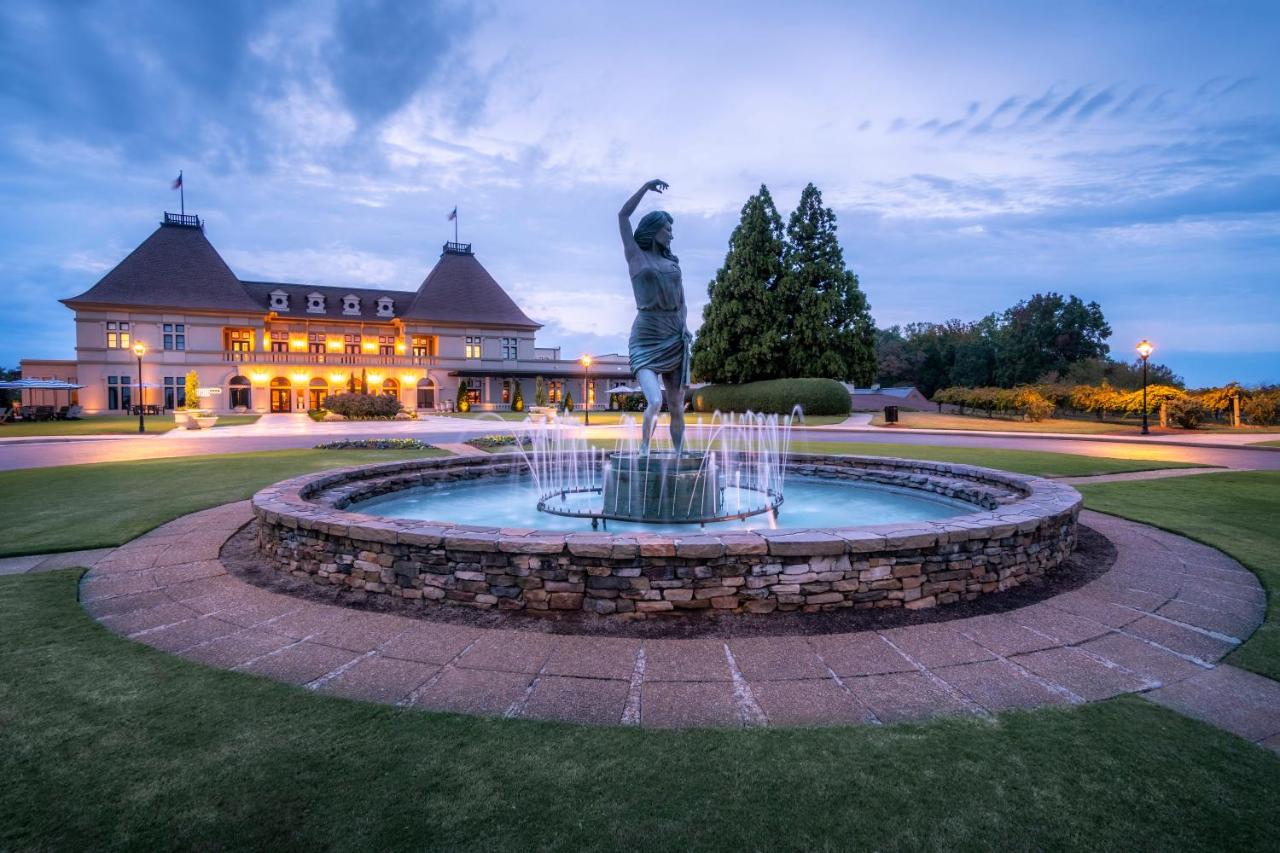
[31, 212, 634, 415]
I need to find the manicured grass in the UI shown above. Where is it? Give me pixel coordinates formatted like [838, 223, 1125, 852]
[872, 411, 1275, 435]
[871, 411, 1140, 434]
[2, 570, 1278, 850]
[0, 414, 261, 437]
[1250, 439, 1280, 447]
[0, 448, 447, 558]
[206, 414, 262, 429]
[1079, 471, 1280, 680]
[593, 438, 1203, 478]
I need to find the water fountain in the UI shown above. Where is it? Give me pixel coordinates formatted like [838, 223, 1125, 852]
[522, 411, 791, 528]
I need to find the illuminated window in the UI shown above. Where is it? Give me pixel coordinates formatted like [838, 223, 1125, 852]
[343, 333, 360, 355]
[464, 379, 482, 404]
[548, 380, 562, 403]
[308, 332, 325, 354]
[225, 329, 253, 352]
[163, 323, 185, 351]
[105, 321, 131, 349]
[501, 381, 512, 404]
[412, 335, 437, 357]
[465, 336, 482, 359]
[378, 334, 395, 356]
[270, 331, 289, 353]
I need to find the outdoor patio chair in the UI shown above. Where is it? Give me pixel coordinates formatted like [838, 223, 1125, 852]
[55, 406, 70, 420]
[35, 406, 56, 421]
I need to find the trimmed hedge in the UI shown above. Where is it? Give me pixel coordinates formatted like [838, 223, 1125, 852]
[691, 378, 850, 417]
[324, 393, 402, 419]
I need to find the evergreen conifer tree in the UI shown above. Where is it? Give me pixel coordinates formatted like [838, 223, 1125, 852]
[690, 185, 785, 384]
[776, 183, 876, 384]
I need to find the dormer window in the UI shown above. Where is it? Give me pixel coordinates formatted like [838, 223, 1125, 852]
[342, 294, 361, 315]
[306, 292, 325, 314]
[376, 297, 394, 318]
[269, 289, 289, 311]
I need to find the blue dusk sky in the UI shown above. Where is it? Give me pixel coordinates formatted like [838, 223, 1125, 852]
[2, 0, 1278, 386]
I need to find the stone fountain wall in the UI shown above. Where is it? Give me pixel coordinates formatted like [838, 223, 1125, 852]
[251, 454, 1081, 617]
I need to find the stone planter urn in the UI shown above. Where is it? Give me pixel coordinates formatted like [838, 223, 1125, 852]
[173, 411, 191, 427]
[194, 415, 219, 429]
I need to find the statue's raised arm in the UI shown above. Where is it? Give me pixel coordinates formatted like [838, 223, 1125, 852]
[618, 179, 668, 259]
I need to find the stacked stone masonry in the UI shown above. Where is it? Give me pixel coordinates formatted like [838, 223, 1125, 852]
[252, 454, 1081, 617]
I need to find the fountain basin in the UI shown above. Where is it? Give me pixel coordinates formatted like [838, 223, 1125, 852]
[251, 453, 1081, 617]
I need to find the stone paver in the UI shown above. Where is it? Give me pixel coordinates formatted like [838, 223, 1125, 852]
[750, 679, 875, 726]
[523, 675, 630, 725]
[79, 503, 1273, 741]
[413, 667, 532, 716]
[1144, 665, 1280, 746]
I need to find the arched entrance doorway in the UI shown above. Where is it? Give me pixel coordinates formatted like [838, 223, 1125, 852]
[228, 375, 251, 410]
[270, 377, 291, 413]
[416, 377, 436, 410]
[308, 378, 328, 411]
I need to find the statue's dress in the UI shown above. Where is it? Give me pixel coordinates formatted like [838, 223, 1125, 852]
[627, 251, 691, 386]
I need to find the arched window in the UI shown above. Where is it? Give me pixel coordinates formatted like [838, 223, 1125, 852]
[308, 377, 329, 411]
[416, 377, 436, 410]
[228, 375, 251, 410]
[381, 378, 399, 398]
[269, 377, 291, 413]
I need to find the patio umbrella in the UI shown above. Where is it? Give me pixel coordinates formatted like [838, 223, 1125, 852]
[0, 378, 85, 410]
[0, 379, 84, 390]
[606, 385, 637, 394]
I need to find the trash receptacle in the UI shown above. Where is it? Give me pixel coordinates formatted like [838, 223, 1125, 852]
[884, 405, 899, 424]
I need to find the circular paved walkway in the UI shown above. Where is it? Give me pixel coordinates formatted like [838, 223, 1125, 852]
[80, 502, 1265, 729]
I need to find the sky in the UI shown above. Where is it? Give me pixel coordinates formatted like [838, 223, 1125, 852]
[2, 0, 1278, 387]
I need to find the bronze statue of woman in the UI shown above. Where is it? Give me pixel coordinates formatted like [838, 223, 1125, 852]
[618, 179, 691, 455]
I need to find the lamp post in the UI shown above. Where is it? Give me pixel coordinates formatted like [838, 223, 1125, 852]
[1136, 340, 1153, 435]
[132, 341, 147, 434]
[580, 354, 592, 425]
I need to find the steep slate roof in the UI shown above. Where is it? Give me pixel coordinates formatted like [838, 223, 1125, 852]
[61, 222, 262, 313]
[404, 248, 540, 329]
[240, 282, 415, 321]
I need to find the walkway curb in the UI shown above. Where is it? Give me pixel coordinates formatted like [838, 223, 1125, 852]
[77, 502, 1275, 746]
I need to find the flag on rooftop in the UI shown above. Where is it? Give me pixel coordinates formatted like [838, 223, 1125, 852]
[448, 206, 457, 221]
[171, 171, 183, 190]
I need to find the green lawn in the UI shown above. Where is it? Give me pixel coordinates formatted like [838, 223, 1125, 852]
[870, 411, 1140, 434]
[2, 570, 1278, 850]
[446, 412, 851, 426]
[0, 414, 261, 437]
[1079, 471, 1280, 680]
[1250, 439, 1280, 448]
[591, 438, 1203, 479]
[0, 448, 447, 557]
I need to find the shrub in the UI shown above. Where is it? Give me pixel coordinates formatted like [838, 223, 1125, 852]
[1010, 386, 1055, 421]
[535, 376, 548, 407]
[691, 378, 851, 416]
[1165, 396, 1208, 429]
[324, 392, 402, 419]
[1242, 389, 1280, 426]
[313, 439, 436, 450]
[563, 389, 575, 412]
[616, 392, 646, 412]
[512, 382, 524, 412]
[184, 370, 200, 410]
[456, 383, 470, 413]
[464, 433, 533, 450]
[307, 409, 326, 422]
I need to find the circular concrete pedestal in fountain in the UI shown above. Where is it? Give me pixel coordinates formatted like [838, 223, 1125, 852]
[601, 452, 721, 522]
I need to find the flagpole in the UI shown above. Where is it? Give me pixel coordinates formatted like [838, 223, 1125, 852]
[455, 206, 459, 244]
[180, 170, 185, 217]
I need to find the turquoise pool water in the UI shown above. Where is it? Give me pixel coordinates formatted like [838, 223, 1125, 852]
[348, 476, 972, 533]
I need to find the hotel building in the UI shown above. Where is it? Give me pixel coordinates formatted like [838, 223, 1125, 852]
[22, 212, 633, 414]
